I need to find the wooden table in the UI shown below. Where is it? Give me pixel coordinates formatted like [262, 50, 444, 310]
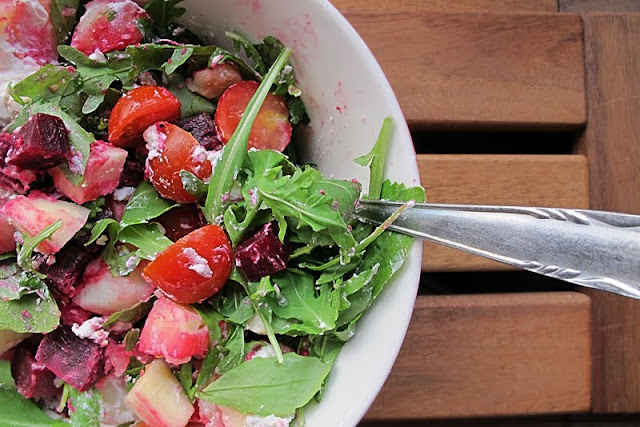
[327, 1, 640, 424]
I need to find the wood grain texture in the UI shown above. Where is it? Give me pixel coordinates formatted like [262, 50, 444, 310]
[578, 13, 640, 413]
[365, 292, 592, 419]
[332, 0, 558, 13]
[343, 12, 586, 130]
[418, 155, 590, 271]
[560, 0, 640, 13]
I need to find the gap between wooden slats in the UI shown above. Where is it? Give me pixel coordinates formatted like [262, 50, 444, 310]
[332, 0, 558, 14]
[342, 12, 586, 130]
[417, 154, 589, 271]
[365, 292, 592, 420]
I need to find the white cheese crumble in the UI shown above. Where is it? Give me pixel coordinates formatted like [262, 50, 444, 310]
[182, 247, 212, 278]
[113, 186, 136, 202]
[68, 150, 84, 175]
[72, 317, 109, 347]
[245, 414, 295, 427]
[143, 124, 167, 162]
[88, 49, 107, 63]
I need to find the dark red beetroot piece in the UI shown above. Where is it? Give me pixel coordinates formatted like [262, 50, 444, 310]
[118, 154, 144, 188]
[35, 245, 90, 298]
[60, 303, 93, 327]
[157, 204, 208, 242]
[234, 222, 289, 282]
[35, 326, 105, 392]
[7, 113, 70, 170]
[12, 346, 58, 399]
[176, 113, 222, 150]
[0, 133, 36, 194]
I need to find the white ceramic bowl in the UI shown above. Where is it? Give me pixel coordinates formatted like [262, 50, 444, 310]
[181, 1, 422, 425]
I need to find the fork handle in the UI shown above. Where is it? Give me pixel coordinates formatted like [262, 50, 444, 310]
[354, 201, 640, 299]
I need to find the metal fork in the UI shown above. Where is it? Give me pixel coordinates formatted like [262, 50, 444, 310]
[354, 200, 640, 299]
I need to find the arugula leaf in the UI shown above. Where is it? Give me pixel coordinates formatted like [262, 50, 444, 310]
[102, 299, 154, 329]
[0, 270, 49, 301]
[0, 292, 60, 333]
[204, 47, 291, 223]
[0, 360, 15, 390]
[9, 65, 78, 106]
[226, 31, 267, 75]
[86, 218, 118, 246]
[358, 181, 425, 299]
[126, 44, 216, 81]
[288, 97, 309, 125]
[354, 116, 393, 200]
[218, 325, 245, 374]
[0, 387, 66, 426]
[178, 362, 193, 396]
[180, 170, 208, 199]
[118, 223, 172, 261]
[124, 328, 140, 351]
[49, 0, 80, 43]
[120, 181, 176, 227]
[163, 46, 194, 74]
[58, 46, 133, 114]
[268, 270, 339, 335]
[17, 220, 62, 271]
[68, 387, 102, 427]
[198, 353, 331, 417]
[144, 0, 186, 35]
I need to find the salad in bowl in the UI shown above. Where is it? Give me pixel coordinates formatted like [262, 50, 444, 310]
[0, 0, 424, 426]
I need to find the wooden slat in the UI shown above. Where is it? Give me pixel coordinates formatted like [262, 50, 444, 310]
[332, 0, 558, 14]
[418, 155, 590, 271]
[365, 292, 592, 420]
[560, 0, 640, 13]
[578, 13, 640, 413]
[344, 12, 586, 130]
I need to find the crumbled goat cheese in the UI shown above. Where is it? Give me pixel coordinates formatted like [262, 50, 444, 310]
[72, 317, 109, 347]
[245, 414, 295, 427]
[113, 186, 136, 202]
[182, 247, 212, 278]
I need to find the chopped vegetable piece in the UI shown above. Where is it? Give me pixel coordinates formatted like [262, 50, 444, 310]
[137, 297, 209, 364]
[7, 113, 70, 170]
[144, 122, 213, 203]
[187, 63, 243, 100]
[156, 204, 208, 241]
[12, 346, 58, 399]
[108, 86, 181, 148]
[125, 359, 195, 427]
[50, 140, 128, 204]
[143, 225, 232, 304]
[235, 222, 289, 281]
[70, 0, 150, 55]
[215, 80, 292, 152]
[35, 244, 90, 298]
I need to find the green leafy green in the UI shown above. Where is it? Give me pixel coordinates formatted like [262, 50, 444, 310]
[68, 387, 102, 427]
[180, 170, 208, 200]
[0, 270, 48, 301]
[217, 325, 245, 373]
[0, 360, 15, 390]
[17, 220, 62, 271]
[120, 181, 176, 227]
[163, 46, 194, 74]
[0, 387, 66, 426]
[269, 270, 338, 335]
[85, 219, 118, 246]
[9, 65, 78, 107]
[226, 31, 267, 75]
[199, 353, 331, 417]
[354, 116, 393, 200]
[144, 0, 186, 35]
[204, 48, 291, 223]
[49, 0, 80, 43]
[0, 292, 60, 333]
[178, 362, 193, 396]
[118, 223, 172, 261]
[102, 299, 154, 330]
[58, 46, 133, 114]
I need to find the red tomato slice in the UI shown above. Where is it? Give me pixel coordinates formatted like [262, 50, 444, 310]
[215, 80, 292, 152]
[144, 122, 212, 203]
[143, 225, 232, 304]
[108, 86, 181, 148]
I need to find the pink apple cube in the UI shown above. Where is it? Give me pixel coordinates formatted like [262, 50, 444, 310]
[74, 259, 154, 316]
[50, 140, 128, 204]
[2, 193, 90, 254]
[138, 297, 209, 365]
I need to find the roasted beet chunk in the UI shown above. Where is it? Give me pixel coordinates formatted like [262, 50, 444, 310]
[60, 303, 93, 327]
[0, 133, 36, 194]
[119, 155, 144, 188]
[7, 114, 70, 169]
[157, 204, 208, 242]
[176, 113, 221, 150]
[35, 326, 104, 391]
[12, 346, 59, 399]
[234, 222, 289, 281]
[35, 245, 90, 298]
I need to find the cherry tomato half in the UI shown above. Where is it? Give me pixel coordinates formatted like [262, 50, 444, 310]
[143, 225, 232, 304]
[144, 122, 212, 203]
[215, 80, 292, 152]
[109, 86, 181, 148]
